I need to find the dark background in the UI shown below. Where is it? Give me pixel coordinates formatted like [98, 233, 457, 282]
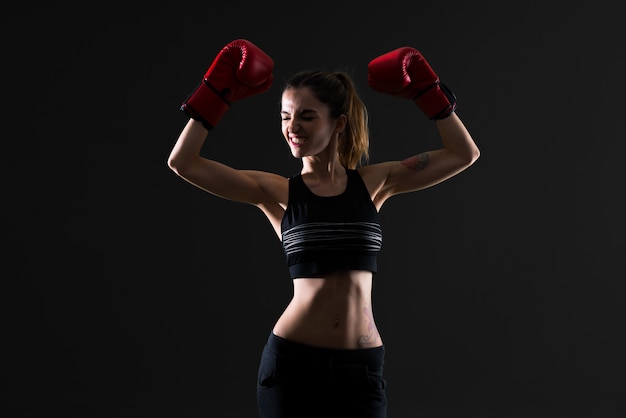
[3, 2, 625, 417]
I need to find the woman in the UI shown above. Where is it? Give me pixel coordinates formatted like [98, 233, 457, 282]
[168, 39, 479, 418]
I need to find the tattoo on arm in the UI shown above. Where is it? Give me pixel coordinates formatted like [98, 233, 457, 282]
[401, 153, 430, 171]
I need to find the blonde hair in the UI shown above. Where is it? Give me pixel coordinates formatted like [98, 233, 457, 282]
[282, 70, 369, 169]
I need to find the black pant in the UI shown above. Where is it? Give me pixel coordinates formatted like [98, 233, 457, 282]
[257, 333, 387, 418]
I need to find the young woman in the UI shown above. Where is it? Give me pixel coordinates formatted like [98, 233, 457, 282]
[168, 39, 479, 418]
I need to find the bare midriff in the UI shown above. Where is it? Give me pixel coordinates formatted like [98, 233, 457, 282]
[272, 269, 383, 350]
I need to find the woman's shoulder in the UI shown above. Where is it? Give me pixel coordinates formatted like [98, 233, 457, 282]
[239, 169, 290, 204]
[355, 162, 399, 206]
[356, 161, 398, 179]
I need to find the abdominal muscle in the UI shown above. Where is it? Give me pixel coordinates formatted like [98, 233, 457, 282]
[272, 269, 383, 350]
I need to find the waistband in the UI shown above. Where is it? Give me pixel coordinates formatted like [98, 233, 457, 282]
[265, 332, 385, 368]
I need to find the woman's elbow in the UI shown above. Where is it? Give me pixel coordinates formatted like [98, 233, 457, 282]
[469, 143, 480, 165]
[167, 153, 186, 176]
[455, 143, 480, 171]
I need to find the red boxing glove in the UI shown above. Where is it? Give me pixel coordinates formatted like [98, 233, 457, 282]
[181, 39, 274, 130]
[367, 47, 456, 119]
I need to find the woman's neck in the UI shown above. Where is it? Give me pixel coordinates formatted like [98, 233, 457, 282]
[302, 158, 345, 184]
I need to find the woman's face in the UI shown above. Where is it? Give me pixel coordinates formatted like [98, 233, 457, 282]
[280, 87, 338, 160]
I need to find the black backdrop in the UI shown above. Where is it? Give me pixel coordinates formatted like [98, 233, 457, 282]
[4, 2, 626, 417]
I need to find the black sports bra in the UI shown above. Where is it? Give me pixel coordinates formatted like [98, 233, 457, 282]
[281, 169, 383, 278]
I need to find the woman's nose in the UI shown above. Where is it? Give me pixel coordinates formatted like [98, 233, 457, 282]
[287, 120, 299, 133]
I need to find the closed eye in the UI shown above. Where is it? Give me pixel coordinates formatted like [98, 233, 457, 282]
[280, 116, 315, 121]
[280, 109, 318, 121]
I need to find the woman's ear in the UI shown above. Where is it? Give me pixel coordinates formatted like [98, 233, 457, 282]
[335, 114, 348, 134]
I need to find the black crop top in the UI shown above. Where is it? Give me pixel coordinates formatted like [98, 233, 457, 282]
[281, 169, 383, 278]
